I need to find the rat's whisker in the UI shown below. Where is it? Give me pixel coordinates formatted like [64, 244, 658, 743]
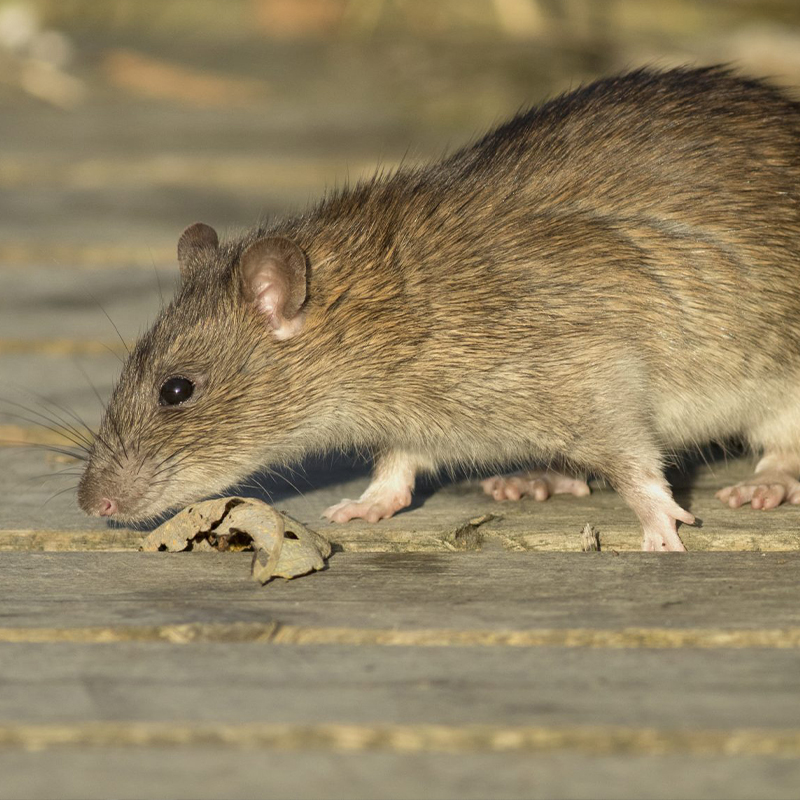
[0, 407, 92, 454]
[151, 453, 194, 479]
[74, 361, 109, 414]
[106, 414, 129, 461]
[86, 290, 130, 356]
[3, 395, 94, 450]
[261, 465, 306, 500]
[43, 484, 80, 505]
[239, 476, 275, 504]
[29, 391, 101, 440]
[150, 444, 201, 475]
[33, 444, 89, 461]
[26, 469, 85, 482]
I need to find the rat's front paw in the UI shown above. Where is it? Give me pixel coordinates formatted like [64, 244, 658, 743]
[716, 472, 800, 510]
[323, 490, 412, 523]
[482, 470, 591, 502]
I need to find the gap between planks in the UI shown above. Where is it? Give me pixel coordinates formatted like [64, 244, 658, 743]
[0, 243, 175, 269]
[1, 527, 799, 552]
[1, 623, 799, 648]
[0, 339, 129, 357]
[0, 721, 798, 757]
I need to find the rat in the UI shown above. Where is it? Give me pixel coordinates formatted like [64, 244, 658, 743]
[78, 66, 800, 552]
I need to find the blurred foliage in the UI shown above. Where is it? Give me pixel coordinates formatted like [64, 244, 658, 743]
[3, 0, 797, 144]
[1, 1, 799, 257]
[29, 0, 800, 43]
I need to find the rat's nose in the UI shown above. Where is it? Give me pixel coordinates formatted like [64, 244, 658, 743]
[98, 498, 118, 517]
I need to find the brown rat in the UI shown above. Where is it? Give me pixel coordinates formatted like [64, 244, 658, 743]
[78, 66, 800, 551]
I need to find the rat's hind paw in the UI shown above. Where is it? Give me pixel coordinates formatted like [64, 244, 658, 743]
[716, 472, 800, 510]
[639, 493, 694, 552]
[323, 490, 411, 524]
[641, 518, 689, 552]
[481, 470, 590, 502]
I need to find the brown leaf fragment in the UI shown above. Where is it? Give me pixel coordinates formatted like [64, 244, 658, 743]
[141, 497, 331, 584]
[141, 497, 238, 552]
[265, 514, 332, 582]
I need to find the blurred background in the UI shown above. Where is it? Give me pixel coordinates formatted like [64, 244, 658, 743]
[2, 0, 800, 524]
[2, 0, 800, 266]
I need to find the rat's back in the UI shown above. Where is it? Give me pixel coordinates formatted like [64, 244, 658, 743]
[448, 66, 800, 222]
[421, 67, 800, 447]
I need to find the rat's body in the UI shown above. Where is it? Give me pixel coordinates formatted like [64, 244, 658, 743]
[79, 67, 800, 551]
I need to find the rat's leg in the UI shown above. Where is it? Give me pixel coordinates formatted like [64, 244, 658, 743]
[481, 470, 591, 502]
[716, 453, 800, 510]
[616, 477, 695, 552]
[323, 450, 432, 523]
[589, 447, 695, 552]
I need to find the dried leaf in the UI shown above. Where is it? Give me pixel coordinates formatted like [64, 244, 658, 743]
[141, 496, 236, 552]
[142, 497, 331, 584]
[268, 514, 331, 581]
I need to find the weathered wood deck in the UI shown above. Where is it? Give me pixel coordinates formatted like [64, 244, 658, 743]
[2, 16, 800, 797]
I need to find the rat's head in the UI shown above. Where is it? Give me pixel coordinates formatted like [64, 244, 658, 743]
[78, 222, 312, 524]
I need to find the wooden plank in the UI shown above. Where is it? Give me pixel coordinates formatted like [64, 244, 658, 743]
[1, 642, 799, 731]
[0, 155, 387, 194]
[2, 749, 798, 800]
[0, 242, 175, 269]
[1, 500, 799, 552]
[1, 552, 799, 632]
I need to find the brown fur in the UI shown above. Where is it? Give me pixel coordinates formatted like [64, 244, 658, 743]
[79, 67, 800, 545]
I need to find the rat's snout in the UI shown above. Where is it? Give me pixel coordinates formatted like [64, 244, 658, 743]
[77, 469, 124, 518]
[97, 498, 118, 517]
[80, 494, 118, 518]
[78, 449, 162, 521]
[78, 481, 118, 518]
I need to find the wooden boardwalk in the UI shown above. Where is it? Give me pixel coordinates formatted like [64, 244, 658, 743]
[1, 548, 800, 799]
[2, 26, 800, 799]
[3, 417, 800, 798]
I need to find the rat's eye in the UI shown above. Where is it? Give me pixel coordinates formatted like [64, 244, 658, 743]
[159, 376, 194, 406]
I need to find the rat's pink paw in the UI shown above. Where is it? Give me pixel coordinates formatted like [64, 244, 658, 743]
[481, 470, 590, 503]
[641, 504, 693, 552]
[323, 489, 412, 524]
[716, 472, 800, 510]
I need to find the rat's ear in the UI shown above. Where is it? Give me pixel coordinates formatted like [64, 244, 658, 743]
[239, 236, 307, 340]
[177, 222, 219, 280]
